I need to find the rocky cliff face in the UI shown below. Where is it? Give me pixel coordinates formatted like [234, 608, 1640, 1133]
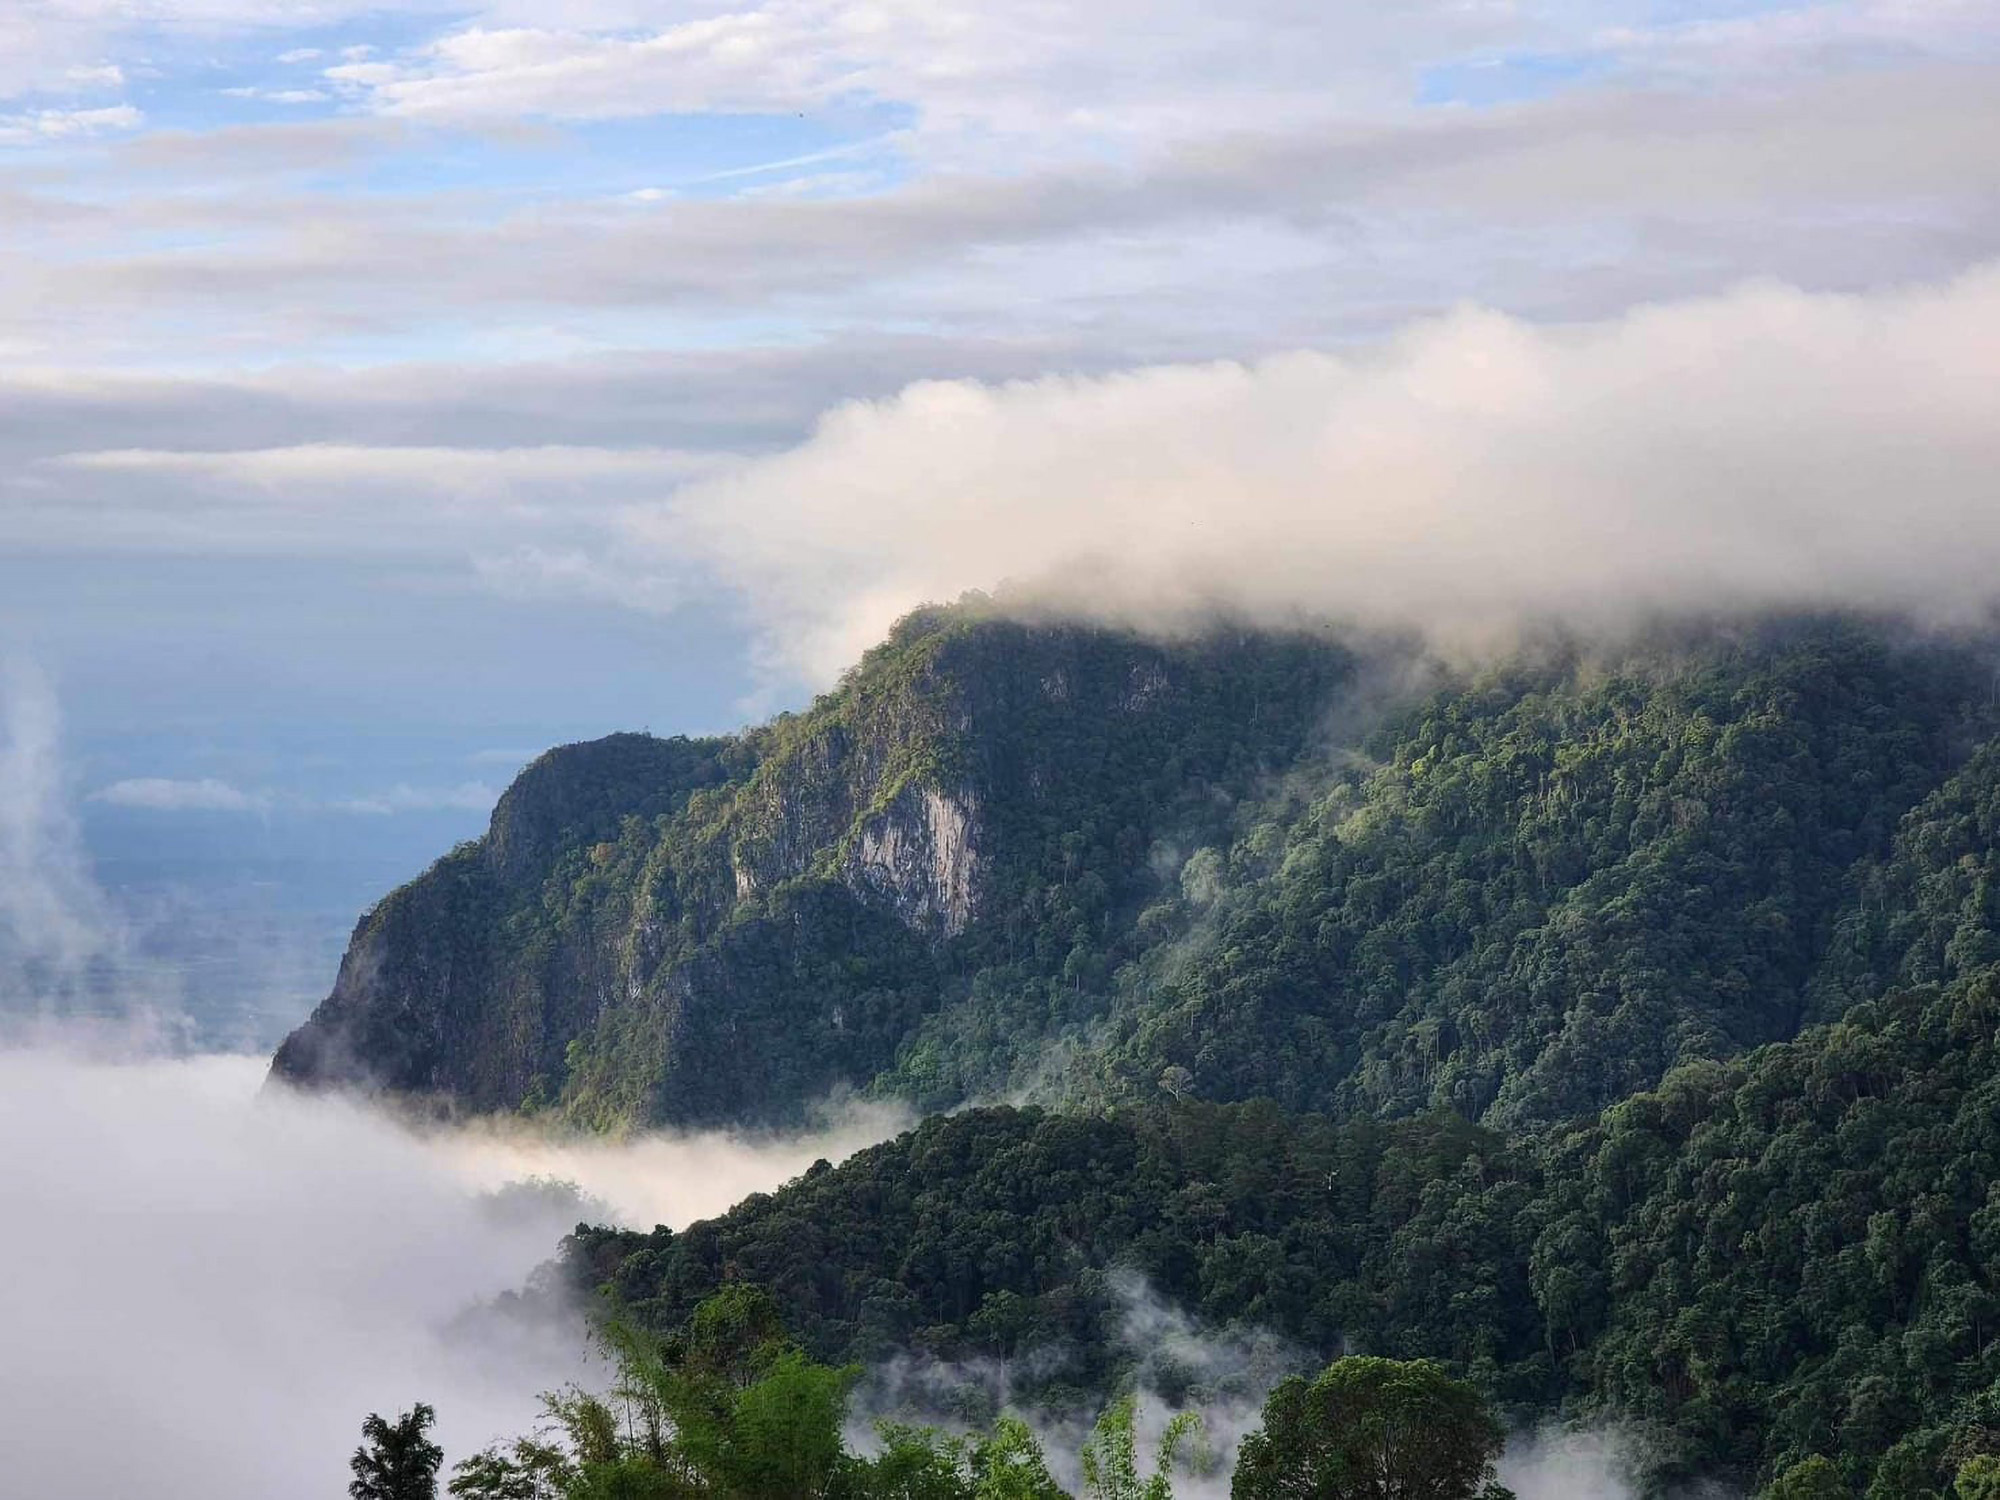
[269, 607, 1355, 1126]
[847, 784, 983, 938]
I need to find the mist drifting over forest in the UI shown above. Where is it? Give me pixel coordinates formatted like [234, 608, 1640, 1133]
[6, 0, 1999, 1496]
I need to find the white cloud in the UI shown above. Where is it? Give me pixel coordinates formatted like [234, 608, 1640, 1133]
[3, 56, 1992, 366]
[330, 780, 498, 815]
[91, 776, 266, 812]
[473, 543, 686, 613]
[221, 85, 330, 103]
[1591, 0, 2000, 81]
[0, 664, 118, 1001]
[0, 1043, 903, 1500]
[57, 441, 709, 488]
[317, 0, 1517, 152]
[637, 263, 2000, 680]
[0, 103, 141, 144]
[0, 0, 1992, 747]
[61, 63, 124, 89]
[86, 773, 504, 819]
[17, 444, 711, 559]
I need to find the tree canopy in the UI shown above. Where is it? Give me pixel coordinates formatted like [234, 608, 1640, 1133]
[353, 1404, 444, 1500]
[1231, 1358, 1511, 1500]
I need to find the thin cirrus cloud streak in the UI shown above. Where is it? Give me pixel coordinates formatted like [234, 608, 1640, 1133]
[11, 443, 708, 559]
[89, 777, 503, 817]
[90, 776, 267, 813]
[5, 61, 1995, 357]
[0, 3, 1994, 375]
[316, 0, 1988, 142]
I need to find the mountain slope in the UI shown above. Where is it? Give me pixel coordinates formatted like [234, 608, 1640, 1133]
[272, 607, 1998, 1133]
[569, 967, 2000, 1494]
[1076, 616, 1995, 1128]
[271, 606, 1356, 1126]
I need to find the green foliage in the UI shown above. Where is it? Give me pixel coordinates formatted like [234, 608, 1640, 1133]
[1230, 1358, 1511, 1500]
[1090, 618, 1989, 1128]
[1079, 1396, 1199, 1500]
[295, 609, 2000, 1496]
[277, 609, 1357, 1127]
[1766, 1457, 1853, 1500]
[447, 1438, 572, 1500]
[569, 960, 2000, 1493]
[966, 1419, 1069, 1500]
[277, 610, 2000, 1142]
[567, 1101, 1542, 1398]
[455, 1291, 1196, 1500]
[1956, 1457, 2000, 1500]
[353, 1404, 445, 1500]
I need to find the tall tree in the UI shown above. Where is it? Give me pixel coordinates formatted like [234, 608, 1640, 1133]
[1231, 1358, 1512, 1500]
[351, 1403, 445, 1500]
[1080, 1396, 1199, 1500]
[1958, 1457, 2000, 1500]
[1765, 1457, 1853, 1499]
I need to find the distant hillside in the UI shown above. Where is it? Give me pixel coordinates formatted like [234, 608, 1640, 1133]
[570, 967, 2000, 1494]
[273, 606, 1999, 1133]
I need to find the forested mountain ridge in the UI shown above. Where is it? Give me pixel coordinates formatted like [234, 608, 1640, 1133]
[567, 969, 2000, 1494]
[272, 606, 2000, 1135]
[273, 604, 2000, 1493]
[271, 605, 1357, 1125]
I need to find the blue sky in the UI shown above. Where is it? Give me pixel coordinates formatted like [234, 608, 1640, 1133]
[3, 0, 1997, 1041]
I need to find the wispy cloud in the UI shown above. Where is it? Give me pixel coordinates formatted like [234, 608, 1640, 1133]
[220, 85, 330, 105]
[91, 777, 267, 813]
[4, 57, 1993, 366]
[0, 0, 1994, 853]
[328, 781, 497, 816]
[86, 775, 498, 819]
[0, 663, 116, 1000]
[19, 444, 709, 559]
[0, 103, 140, 145]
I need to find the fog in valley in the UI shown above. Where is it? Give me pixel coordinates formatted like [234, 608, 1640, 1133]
[0, 671, 905, 1498]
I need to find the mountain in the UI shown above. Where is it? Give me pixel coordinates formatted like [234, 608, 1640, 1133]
[271, 606, 1999, 1136]
[270, 605, 1356, 1126]
[274, 602, 2000, 1494]
[566, 967, 2000, 1493]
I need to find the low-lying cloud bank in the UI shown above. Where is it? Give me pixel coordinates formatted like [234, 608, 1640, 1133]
[647, 263, 2000, 682]
[0, 1043, 899, 1500]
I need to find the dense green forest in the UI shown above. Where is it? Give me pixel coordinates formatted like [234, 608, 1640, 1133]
[277, 604, 2000, 1495]
[390, 1286, 1522, 1500]
[568, 970, 2000, 1496]
[273, 607, 2000, 1136]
